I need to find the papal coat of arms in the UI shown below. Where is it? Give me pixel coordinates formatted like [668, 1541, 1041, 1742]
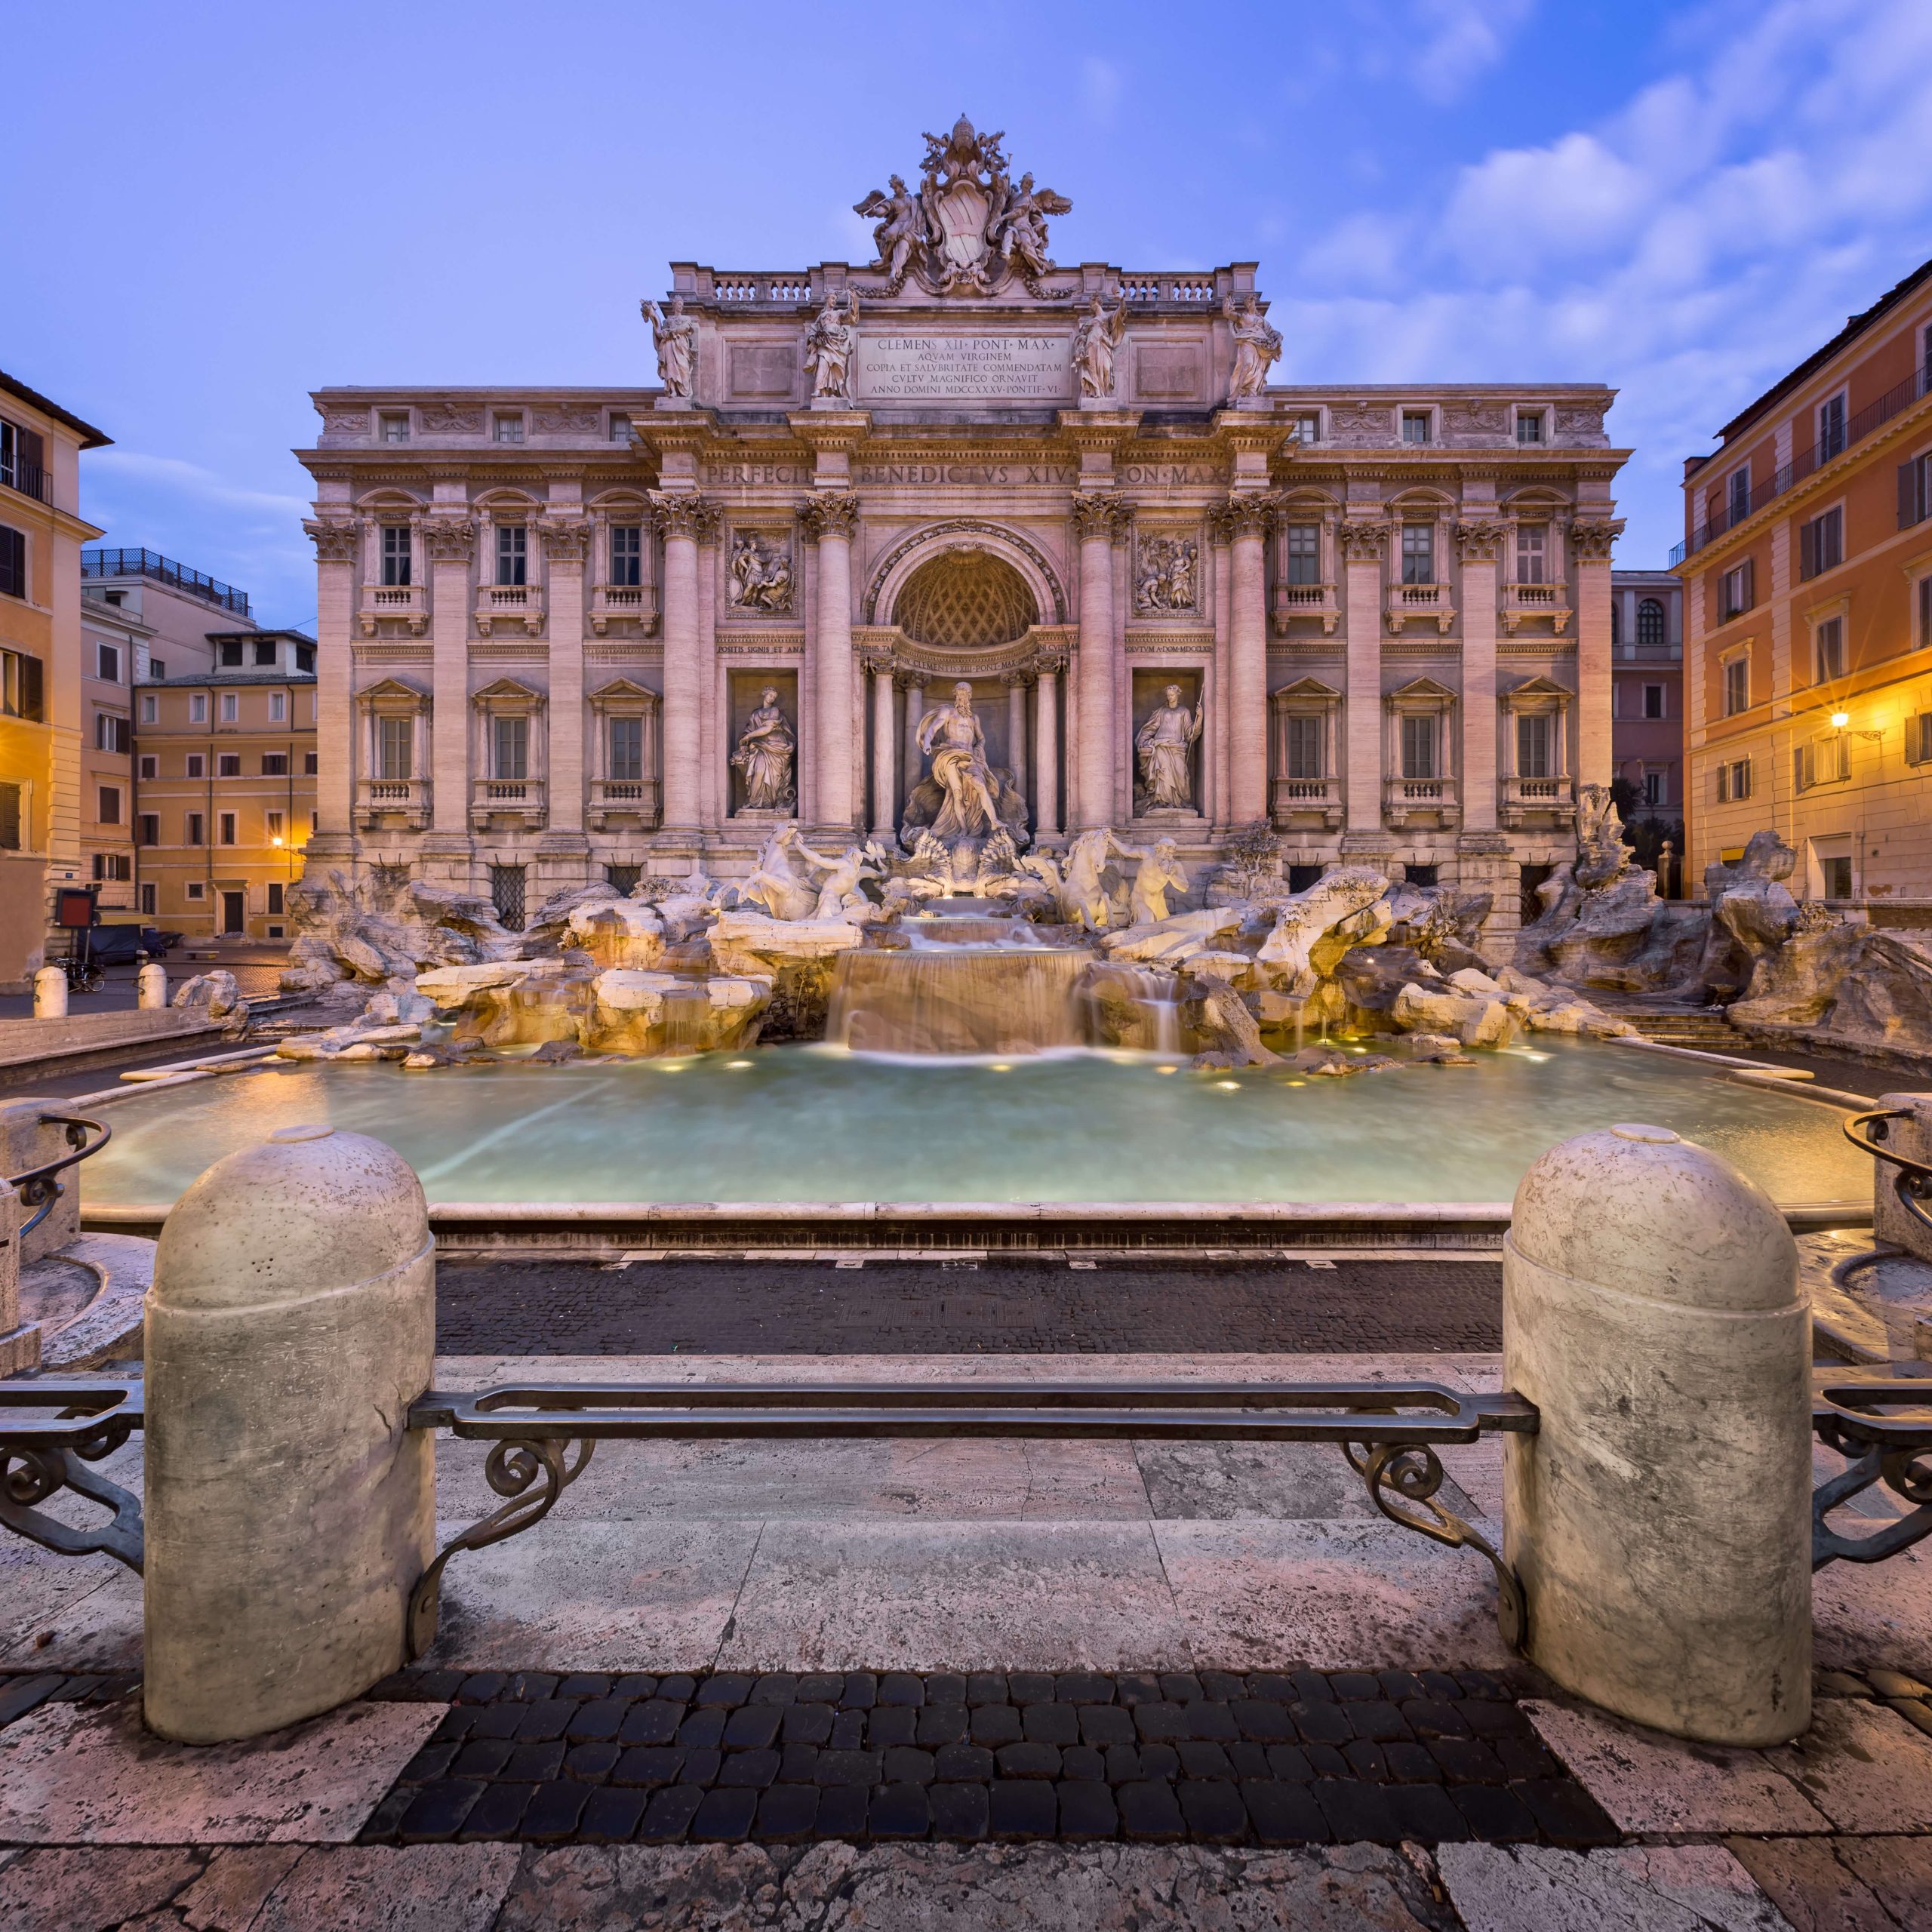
[854, 115, 1072, 296]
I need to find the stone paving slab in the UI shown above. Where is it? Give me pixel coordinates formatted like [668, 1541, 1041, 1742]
[1725, 1835, 1909, 1932]
[1437, 1843, 1789, 1932]
[1764, 1696, 1932, 1832]
[0, 1694, 444, 1845]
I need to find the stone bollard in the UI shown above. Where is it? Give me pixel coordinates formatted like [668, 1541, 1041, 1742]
[144, 1124, 435, 1743]
[137, 961, 168, 1011]
[1503, 1123, 1811, 1745]
[32, 966, 66, 1020]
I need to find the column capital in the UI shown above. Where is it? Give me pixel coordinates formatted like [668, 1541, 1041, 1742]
[1337, 518, 1389, 564]
[650, 491, 720, 542]
[798, 491, 860, 542]
[419, 516, 477, 565]
[892, 666, 928, 694]
[1032, 644, 1069, 677]
[1569, 516, 1624, 561]
[538, 518, 591, 562]
[1069, 491, 1121, 542]
[1214, 493, 1276, 543]
[1454, 518, 1508, 563]
[303, 518, 360, 563]
[859, 642, 895, 675]
[999, 667, 1034, 688]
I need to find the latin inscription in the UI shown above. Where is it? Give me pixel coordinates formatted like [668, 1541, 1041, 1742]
[854, 334, 1071, 402]
[857, 462, 1077, 487]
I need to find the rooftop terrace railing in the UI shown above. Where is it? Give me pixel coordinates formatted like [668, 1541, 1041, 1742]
[1672, 363, 1932, 565]
[81, 548, 251, 616]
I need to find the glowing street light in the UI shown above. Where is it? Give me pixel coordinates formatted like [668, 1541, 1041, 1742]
[1830, 712, 1850, 730]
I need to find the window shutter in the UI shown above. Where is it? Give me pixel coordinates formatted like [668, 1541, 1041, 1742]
[20, 652, 42, 721]
[1794, 747, 1806, 792]
[1740, 557, 1754, 608]
[1740, 758, 1752, 800]
[19, 429, 43, 472]
[1716, 764, 1729, 803]
[0, 525, 24, 598]
[1799, 521, 1816, 580]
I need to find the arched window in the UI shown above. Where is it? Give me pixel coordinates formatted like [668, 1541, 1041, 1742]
[1611, 601, 1621, 646]
[1637, 598, 1666, 646]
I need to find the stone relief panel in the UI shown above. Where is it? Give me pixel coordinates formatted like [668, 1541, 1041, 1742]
[1327, 404, 1395, 446]
[1134, 345, 1204, 401]
[533, 402, 602, 435]
[1133, 533, 1200, 617]
[727, 531, 795, 615]
[1443, 400, 1509, 445]
[319, 406, 369, 436]
[1554, 401, 1610, 444]
[729, 343, 798, 400]
[418, 403, 485, 435]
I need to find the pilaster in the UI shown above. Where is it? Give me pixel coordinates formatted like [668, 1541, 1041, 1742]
[1571, 518, 1623, 787]
[1456, 518, 1506, 835]
[540, 515, 589, 853]
[651, 491, 715, 844]
[1338, 516, 1389, 838]
[303, 518, 359, 855]
[421, 514, 477, 860]
[800, 490, 860, 839]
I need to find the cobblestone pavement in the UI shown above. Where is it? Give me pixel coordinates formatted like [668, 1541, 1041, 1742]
[435, 1258, 1503, 1355]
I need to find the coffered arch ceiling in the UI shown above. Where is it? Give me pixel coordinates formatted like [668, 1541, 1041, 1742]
[891, 548, 1038, 648]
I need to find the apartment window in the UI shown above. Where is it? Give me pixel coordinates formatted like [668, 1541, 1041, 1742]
[1820, 854, 1854, 902]
[220, 692, 238, 722]
[1399, 712, 1436, 780]
[261, 752, 288, 776]
[140, 882, 156, 915]
[1723, 656, 1750, 715]
[1288, 412, 1321, 445]
[1803, 734, 1850, 786]
[219, 639, 245, 667]
[1515, 524, 1547, 586]
[137, 813, 158, 847]
[265, 810, 285, 841]
[1285, 714, 1324, 780]
[139, 693, 158, 724]
[254, 640, 277, 667]
[1400, 411, 1432, 445]
[296, 644, 314, 673]
[1900, 453, 1932, 531]
[379, 411, 410, 444]
[1727, 469, 1750, 527]
[0, 781, 17, 849]
[1400, 524, 1435, 586]
[0, 646, 42, 720]
[92, 853, 131, 883]
[303, 750, 318, 776]
[1516, 712, 1554, 780]
[138, 754, 157, 780]
[1284, 523, 1321, 586]
[381, 525, 412, 586]
[1644, 684, 1665, 719]
[1921, 574, 1932, 650]
[1818, 392, 1847, 461]
[377, 715, 413, 780]
[94, 712, 130, 753]
[265, 883, 285, 918]
[496, 524, 527, 586]
[493, 713, 529, 781]
[96, 641, 120, 681]
[0, 419, 45, 498]
[1515, 411, 1544, 445]
[269, 691, 286, 722]
[97, 786, 121, 825]
[608, 412, 631, 443]
[1814, 617, 1845, 683]
[218, 811, 238, 845]
[610, 525, 642, 587]
[608, 714, 645, 783]
[1913, 712, 1932, 764]
[1799, 507, 1843, 580]
[1637, 597, 1666, 645]
[493, 413, 525, 445]
[149, 657, 165, 680]
[185, 881, 205, 902]
[0, 525, 26, 599]
[1643, 771, 1664, 807]
[1611, 601, 1621, 647]
[217, 753, 241, 777]
[185, 812, 205, 845]
[1715, 756, 1752, 801]
[1720, 558, 1755, 620]
[185, 753, 205, 778]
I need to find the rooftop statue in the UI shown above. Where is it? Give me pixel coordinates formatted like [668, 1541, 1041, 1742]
[641, 296, 696, 398]
[1072, 290, 1131, 399]
[1224, 294, 1282, 402]
[804, 291, 860, 402]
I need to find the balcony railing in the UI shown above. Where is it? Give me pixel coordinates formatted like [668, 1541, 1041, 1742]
[1384, 776, 1459, 826]
[471, 777, 546, 826]
[590, 583, 660, 635]
[81, 548, 251, 617]
[475, 583, 544, 637]
[0, 457, 51, 507]
[1501, 776, 1576, 826]
[1386, 582, 1456, 635]
[589, 776, 663, 829]
[358, 582, 429, 635]
[1272, 582, 1340, 635]
[355, 778, 430, 829]
[1270, 775, 1342, 828]
[1500, 580, 1571, 635]
[1672, 363, 1932, 565]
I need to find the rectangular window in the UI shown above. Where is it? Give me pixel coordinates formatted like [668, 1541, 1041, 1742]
[496, 524, 527, 586]
[218, 811, 237, 845]
[1723, 656, 1749, 715]
[137, 813, 158, 847]
[185, 752, 205, 778]
[1643, 771, 1664, 807]
[265, 810, 285, 841]
[138, 753, 157, 780]
[379, 411, 410, 444]
[149, 657, 165, 681]
[303, 749, 318, 776]
[95, 712, 130, 753]
[1821, 854, 1854, 901]
[1727, 469, 1751, 526]
[0, 646, 42, 719]
[1819, 393, 1847, 460]
[1644, 683, 1665, 719]
[1800, 508, 1843, 580]
[1285, 714, 1324, 780]
[254, 640, 277, 667]
[0, 780, 18, 849]
[1814, 617, 1844, 683]
[493, 413, 525, 445]
[493, 713, 529, 780]
[1283, 523, 1321, 586]
[1720, 558, 1755, 620]
[381, 526, 412, 586]
[377, 715, 413, 780]
[269, 691, 286, 721]
[219, 640, 245, 666]
[268, 882, 285, 915]
[1716, 756, 1752, 801]
[0, 419, 45, 498]
[608, 714, 644, 783]
[217, 752, 241, 777]
[608, 412, 631, 443]
[1515, 712, 1554, 780]
[1900, 453, 1932, 531]
[1515, 411, 1544, 445]
[1515, 525, 1546, 586]
[185, 812, 205, 845]
[261, 752, 288, 776]
[1810, 734, 1850, 785]
[1400, 524, 1435, 586]
[0, 524, 26, 599]
[295, 643, 314, 673]
[1290, 412, 1320, 445]
[1922, 574, 1932, 650]
[97, 786, 121, 825]
[490, 863, 527, 931]
[140, 693, 157, 724]
[610, 525, 642, 587]
[185, 881, 205, 901]
[189, 694, 207, 722]
[1400, 411, 1432, 445]
[1399, 712, 1436, 780]
[140, 882, 156, 915]
[96, 641, 120, 681]
[220, 692, 238, 722]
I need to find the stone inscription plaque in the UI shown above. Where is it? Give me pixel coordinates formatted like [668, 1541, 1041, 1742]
[854, 334, 1072, 403]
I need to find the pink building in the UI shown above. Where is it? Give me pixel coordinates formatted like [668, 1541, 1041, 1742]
[1611, 568, 1682, 844]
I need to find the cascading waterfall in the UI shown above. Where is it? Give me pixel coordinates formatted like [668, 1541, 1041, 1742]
[828, 944, 1094, 1054]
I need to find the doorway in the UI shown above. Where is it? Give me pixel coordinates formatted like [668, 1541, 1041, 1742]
[221, 891, 245, 934]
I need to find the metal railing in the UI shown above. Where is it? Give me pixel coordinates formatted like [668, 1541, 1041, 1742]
[0, 457, 51, 506]
[5, 1113, 110, 1240]
[80, 548, 251, 616]
[1672, 364, 1932, 565]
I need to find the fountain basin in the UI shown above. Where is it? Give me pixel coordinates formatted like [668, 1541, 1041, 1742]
[76, 1037, 1869, 1257]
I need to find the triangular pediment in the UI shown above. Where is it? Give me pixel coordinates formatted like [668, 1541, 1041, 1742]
[1272, 675, 1341, 700]
[1388, 675, 1458, 702]
[1505, 675, 1573, 699]
[359, 675, 429, 702]
[589, 676, 660, 703]
[472, 675, 543, 702]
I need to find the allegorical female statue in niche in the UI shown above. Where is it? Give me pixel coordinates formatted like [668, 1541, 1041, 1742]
[1135, 684, 1204, 811]
[731, 686, 796, 809]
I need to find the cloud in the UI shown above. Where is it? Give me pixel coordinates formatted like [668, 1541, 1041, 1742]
[1407, 0, 1537, 103]
[86, 449, 309, 523]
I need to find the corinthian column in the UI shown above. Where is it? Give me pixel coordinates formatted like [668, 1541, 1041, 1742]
[540, 518, 589, 840]
[1071, 492, 1118, 828]
[1456, 519, 1505, 835]
[869, 652, 897, 838]
[420, 515, 477, 847]
[651, 492, 712, 837]
[1571, 518, 1623, 787]
[1337, 518, 1389, 841]
[1224, 495, 1272, 825]
[801, 491, 860, 838]
[302, 518, 358, 853]
[1032, 649, 1063, 841]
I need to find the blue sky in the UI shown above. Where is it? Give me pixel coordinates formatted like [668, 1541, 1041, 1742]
[11, 0, 1932, 629]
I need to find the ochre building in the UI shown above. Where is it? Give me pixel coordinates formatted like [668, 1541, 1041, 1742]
[298, 118, 1626, 941]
